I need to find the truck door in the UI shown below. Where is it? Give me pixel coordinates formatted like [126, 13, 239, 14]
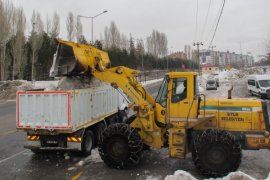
[167, 77, 190, 121]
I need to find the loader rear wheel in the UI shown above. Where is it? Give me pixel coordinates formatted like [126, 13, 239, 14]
[80, 130, 94, 157]
[192, 129, 242, 177]
[98, 123, 143, 169]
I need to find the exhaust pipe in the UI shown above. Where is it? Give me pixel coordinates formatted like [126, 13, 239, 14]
[228, 85, 233, 99]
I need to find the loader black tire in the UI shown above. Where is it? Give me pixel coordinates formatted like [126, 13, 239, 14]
[98, 123, 143, 169]
[80, 130, 94, 157]
[192, 129, 242, 177]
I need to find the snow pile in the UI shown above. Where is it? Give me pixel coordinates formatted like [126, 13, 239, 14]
[165, 170, 262, 180]
[218, 69, 240, 82]
[165, 170, 197, 180]
[0, 80, 29, 100]
[0, 76, 163, 101]
[141, 78, 163, 86]
[266, 173, 270, 180]
[55, 76, 104, 91]
[199, 86, 204, 92]
[32, 80, 59, 89]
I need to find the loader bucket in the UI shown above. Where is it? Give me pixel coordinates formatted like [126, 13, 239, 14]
[50, 39, 110, 77]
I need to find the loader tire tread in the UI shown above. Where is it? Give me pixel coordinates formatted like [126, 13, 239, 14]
[192, 129, 242, 177]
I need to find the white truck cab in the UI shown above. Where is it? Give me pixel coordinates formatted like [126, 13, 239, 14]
[247, 75, 270, 99]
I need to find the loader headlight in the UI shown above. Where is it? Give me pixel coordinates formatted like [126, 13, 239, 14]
[261, 89, 266, 92]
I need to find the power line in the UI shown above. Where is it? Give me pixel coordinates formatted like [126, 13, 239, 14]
[209, 0, 225, 47]
[205, 0, 223, 43]
[201, 0, 212, 42]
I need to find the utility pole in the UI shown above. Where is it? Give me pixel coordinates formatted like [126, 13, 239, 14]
[193, 42, 203, 75]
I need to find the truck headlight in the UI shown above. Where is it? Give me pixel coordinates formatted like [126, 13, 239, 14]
[261, 89, 265, 92]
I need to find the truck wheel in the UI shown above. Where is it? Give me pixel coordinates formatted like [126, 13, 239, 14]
[95, 122, 105, 146]
[81, 130, 94, 157]
[192, 129, 242, 177]
[98, 123, 143, 169]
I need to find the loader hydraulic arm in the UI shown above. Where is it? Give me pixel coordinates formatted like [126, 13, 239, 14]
[50, 39, 159, 132]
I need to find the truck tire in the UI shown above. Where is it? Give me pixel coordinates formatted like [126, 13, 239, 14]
[81, 130, 94, 157]
[192, 129, 242, 177]
[98, 123, 143, 169]
[94, 122, 105, 147]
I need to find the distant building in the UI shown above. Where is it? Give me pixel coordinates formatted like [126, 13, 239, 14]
[200, 64, 219, 74]
[184, 45, 191, 60]
[199, 49, 254, 69]
[168, 51, 187, 60]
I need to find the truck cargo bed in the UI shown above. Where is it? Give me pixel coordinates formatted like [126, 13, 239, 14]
[16, 85, 121, 133]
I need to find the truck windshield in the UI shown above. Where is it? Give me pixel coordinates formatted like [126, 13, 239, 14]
[259, 80, 270, 88]
[156, 77, 168, 107]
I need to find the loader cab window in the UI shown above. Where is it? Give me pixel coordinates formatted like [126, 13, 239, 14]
[172, 78, 187, 103]
[156, 77, 168, 107]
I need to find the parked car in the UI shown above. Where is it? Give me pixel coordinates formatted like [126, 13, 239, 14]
[206, 79, 217, 90]
[247, 75, 270, 99]
[208, 74, 219, 87]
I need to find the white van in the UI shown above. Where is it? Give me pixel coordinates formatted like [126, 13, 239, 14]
[247, 75, 270, 99]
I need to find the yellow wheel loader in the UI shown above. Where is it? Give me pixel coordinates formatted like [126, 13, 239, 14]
[50, 39, 270, 177]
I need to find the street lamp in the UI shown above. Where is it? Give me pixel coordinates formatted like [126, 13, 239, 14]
[78, 10, 108, 43]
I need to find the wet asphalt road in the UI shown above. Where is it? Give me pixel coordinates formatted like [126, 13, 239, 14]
[0, 82, 165, 180]
[0, 80, 270, 180]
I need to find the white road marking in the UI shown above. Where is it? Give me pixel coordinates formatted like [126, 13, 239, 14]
[0, 149, 28, 164]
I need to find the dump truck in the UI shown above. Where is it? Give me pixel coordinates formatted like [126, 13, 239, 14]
[16, 49, 129, 156]
[50, 39, 270, 177]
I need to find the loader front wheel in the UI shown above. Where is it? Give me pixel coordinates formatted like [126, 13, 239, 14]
[192, 129, 242, 177]
[98, 123, 143, 169]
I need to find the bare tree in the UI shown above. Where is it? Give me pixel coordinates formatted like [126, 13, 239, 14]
[0, 0, 13, 80]
[51, 11, 60, 39]
[146, 30, 168, 57]
[10, 7, 26, 80]
[31, 10, 44, 81]
[103, 21, 121, 49]
[120, 33, 128, 50]
[75, 16, 83, 43]
[136, 39, 145, 55]
[66, 12, 75, 41]
[45, 14, 51, 35]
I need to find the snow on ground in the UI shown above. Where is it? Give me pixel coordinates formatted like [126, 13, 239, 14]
[165, 170, 196, 180]
[141, 78, 163, 86]
[165, 170, 262, 180]
[32, 80, 59, 89]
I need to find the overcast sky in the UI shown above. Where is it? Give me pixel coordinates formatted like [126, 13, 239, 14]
[10, 0, 270, 60]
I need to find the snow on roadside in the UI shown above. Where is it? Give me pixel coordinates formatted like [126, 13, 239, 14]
[141, 78, 163, 86]
[165, 170, 197, 180]
[32, 80, 59, 89]
[165, 170, 265, 180]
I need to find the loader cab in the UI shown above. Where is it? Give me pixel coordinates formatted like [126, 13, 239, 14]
[155, 72, 199, 124]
